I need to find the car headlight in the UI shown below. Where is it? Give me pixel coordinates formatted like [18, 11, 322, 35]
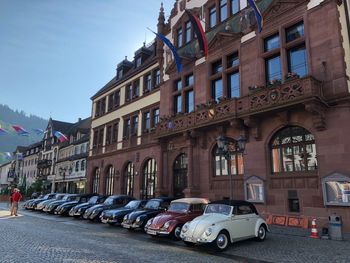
[92, 210, 97, 214]
[78, 208, 82, 212]
[123, 215, 128, 221]
[145, 219, 152, 227]
[136, 216, 141, 223]
[163, 221, 170, 229]
[182, 223, 189, 233]
[101, 212, 105, 217]
[205, 227, 213, 236]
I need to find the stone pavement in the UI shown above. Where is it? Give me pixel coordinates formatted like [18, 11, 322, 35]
[0, 202, 349, 263]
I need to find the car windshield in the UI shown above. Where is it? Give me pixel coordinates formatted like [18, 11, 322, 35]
[88, 196, 98, 204]
[62, 195, 72, 201]
[144, 200, 160, 209]
[125, 201, 140, 209]
[204, 204, 232, 215]
[55, 195, 65, 200]
[43, 194, 52, 200]
[168, 202, 189, 212]
[68, 196, 79, 201]
[104, 197, 115, 205]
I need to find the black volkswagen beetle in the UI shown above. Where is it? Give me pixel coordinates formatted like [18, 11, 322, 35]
[25, 193, 56, 210]
[35, 193, 66, 211]
[43, 194, 80, 214]
[22, 194, 44, 209]
[122, 197, 173, 230]
[69, 195, 107, 218]
[83, 195, 134, 221]
[100, 200, 147, 225]
[54, 194, 97, 216]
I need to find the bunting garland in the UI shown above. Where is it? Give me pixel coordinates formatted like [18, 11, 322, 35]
[0, 128, 7, 135]
[54, 130, 68, 142]
[12, 125, 29, 136]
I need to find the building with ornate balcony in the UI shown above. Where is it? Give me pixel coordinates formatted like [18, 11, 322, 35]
[22, 142, 42, 188]
[150, 0, 350, 230]
[87, 40, 162, 198]
[55, 117, 91, 193]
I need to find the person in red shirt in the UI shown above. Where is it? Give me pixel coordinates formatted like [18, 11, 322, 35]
[11, 188, 22, 216]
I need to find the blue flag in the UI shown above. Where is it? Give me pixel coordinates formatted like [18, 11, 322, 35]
[149, 29, 183, 73]
[247, 0, 263, 33]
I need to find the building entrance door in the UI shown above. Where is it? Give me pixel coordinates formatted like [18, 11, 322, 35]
[173, 154, 188, 198]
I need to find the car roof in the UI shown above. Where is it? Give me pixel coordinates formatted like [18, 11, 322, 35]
[210, 200, 258, 214]
[171, 198, 209, 205]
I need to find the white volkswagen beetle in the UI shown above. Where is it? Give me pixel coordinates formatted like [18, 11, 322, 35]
[180, 200, 268, 251]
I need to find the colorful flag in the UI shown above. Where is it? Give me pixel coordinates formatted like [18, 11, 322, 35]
[247, 0, 263, 33]
[149, 28, 183, 73]
[12, 125, 29, 136]
[1, 152, 12, 160]
[16, 152, 24, 161]
[32, 128, 44, 135]
[54, 131, 68, 142]
[185, 10, 208, 57]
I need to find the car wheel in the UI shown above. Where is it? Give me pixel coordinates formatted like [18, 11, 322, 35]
[212, 231, 230, 251]
[184, 241, 195, 247]
[171, 225, 183, 240]
[256, 225, 266, 242]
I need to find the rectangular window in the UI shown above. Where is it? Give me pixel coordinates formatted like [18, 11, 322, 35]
[95, 101, 101, 117]
[145, 74, 152, 91]
[265, 55, 282, 83]
[246, 181, 264, 203]
[98, 128, 104, 146]
[114, 90, 120, 107]
[132, 116, 138, 136]
[185, 90, 194, 113]
[106, 125, 112, 145]
[288, 44, 308, 77]
[228, 72, 240, 98]
[126, 84, 132, 102]
[286, 22, 304, 43]
[155, 69, 161, 86]
[177, 27, 183, 47]
[220, 0, 228, 22]
[264, 34, 280, 52]
[136, 56, 142, 67]
[324, 181, 350, 205]
[153, 108, 160, 126]
[185, 21, 191, 43]
[108, 94, 114, 111]
[133, 80, 140, 97]
[212, 78, 223, 102]
[100, 98, 106, 115]
[175, 79, 182, 91]
[185, 74, 194, 86]
[144, 112, 151, 131]
[112, 123, 118, 143]
[227, 53, 239, 68]
[212, 60, 223, 74]
[231, 0, 239, 14]
[209, 6, 217, 28]
[174, 95, 182, 114]
[123, 119, 130, 138]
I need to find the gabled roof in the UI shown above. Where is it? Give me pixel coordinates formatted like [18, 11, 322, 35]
[51, 119, 74, 134]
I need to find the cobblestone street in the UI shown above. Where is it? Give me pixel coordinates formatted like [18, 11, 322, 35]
[0, 204, 349, 263]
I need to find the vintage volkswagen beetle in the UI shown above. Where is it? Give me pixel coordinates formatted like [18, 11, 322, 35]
[43, 194, 80, 214]
[83, 195, 134, 221]
[69, 195, 107, 218]
[55, 194, 97, 216]
[122, 197, 173, 230]
[144, 198, 208, 240]
[180, 200, 268, 251]
[36, 193, 66, 211]
[25, 193, 56, 210]
[100, 200, 147, 225]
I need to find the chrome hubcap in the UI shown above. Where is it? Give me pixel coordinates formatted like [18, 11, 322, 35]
[217, 234, 228, 249]
[174, 227, 181, 238]
[259, 227, 265, 239]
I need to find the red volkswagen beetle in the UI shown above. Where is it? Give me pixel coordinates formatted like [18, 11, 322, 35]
[144, 198, 209, 240]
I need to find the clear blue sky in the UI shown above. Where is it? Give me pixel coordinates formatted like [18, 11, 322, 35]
[0, 0, 174, 123]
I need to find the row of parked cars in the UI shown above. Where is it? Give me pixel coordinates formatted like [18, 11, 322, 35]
[23, 193, 268, 251]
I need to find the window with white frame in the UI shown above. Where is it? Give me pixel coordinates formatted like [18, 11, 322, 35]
[322, 173, 350, 206]
[244, 176, 265, 203]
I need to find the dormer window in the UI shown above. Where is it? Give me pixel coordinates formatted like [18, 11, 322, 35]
[136, 56, 142, 67]
[117, 69, 123, 79]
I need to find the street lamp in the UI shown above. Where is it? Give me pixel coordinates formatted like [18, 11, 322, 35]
[216, 135, 247, 200]
[59, 166, 72, 193]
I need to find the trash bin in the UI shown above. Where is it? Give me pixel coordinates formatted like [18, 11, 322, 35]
[328, 214, 343, 241]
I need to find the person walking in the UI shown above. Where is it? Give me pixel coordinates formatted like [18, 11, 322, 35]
[10, 188, 22, 216]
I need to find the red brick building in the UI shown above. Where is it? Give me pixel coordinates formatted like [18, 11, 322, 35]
[87, 0, 350, 230]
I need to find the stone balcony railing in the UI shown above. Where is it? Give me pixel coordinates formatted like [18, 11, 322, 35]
[156, 76, 322, 138]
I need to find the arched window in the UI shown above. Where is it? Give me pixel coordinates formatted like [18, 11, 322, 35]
[105, 165, 115, 195]
[270, 126, 317, 173]
[142, 159, 157, 199]
[92, 168, 100, 193]
[124, 162, 135, 196]
[212, 144, 244, 176]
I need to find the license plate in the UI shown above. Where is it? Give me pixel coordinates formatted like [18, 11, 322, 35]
[184, 237, 193, 242]
[147, 230, 157, 235]
[123, 224, 131, 229]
